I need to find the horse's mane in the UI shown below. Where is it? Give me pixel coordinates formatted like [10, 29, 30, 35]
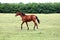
[21, 12, 25, 16]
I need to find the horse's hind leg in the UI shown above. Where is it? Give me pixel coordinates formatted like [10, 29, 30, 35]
[26, 22, 29, 30]
[35, 23, 38, 29]
[21, 21, 24, 30]
[33, 21, 38, 30]
[35, 22, 38, 29]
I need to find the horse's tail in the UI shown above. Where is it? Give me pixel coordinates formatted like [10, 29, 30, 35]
[36, 16, 40, 24]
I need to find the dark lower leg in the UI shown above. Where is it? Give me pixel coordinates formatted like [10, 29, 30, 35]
[21, 26, 22, 30]
[27, 26, 29, 30]
[33, 25, 35, 30]
[21, 22, 24, 30]
[36, 24, 38, 29]
[35, 23, 38, 29]
[33, 21, 38, 30]
[26, 22, 29, 30]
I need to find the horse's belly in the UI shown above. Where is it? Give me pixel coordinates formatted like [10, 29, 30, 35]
[23, 19, 32, 22]
[27, 20, 32, 22]
[26, 19, 32, 22]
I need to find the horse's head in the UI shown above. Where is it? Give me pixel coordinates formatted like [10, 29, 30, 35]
[15, 12, 21, 16]
[15, 12, 25, 17]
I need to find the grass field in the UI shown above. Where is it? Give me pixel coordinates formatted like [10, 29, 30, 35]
[0, 13, 60, 40]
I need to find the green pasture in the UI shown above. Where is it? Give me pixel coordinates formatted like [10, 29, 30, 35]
[0, 13, 60, 40]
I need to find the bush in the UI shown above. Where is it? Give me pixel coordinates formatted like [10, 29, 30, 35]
[0, 3, 60, 13]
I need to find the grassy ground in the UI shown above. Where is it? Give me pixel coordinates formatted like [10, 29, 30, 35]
[0, 13, 60, 40]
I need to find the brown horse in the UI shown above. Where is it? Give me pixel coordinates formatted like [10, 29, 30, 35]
[15, 12, 40, 30]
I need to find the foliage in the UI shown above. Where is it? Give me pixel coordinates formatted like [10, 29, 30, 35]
[0, 3, 60, 13]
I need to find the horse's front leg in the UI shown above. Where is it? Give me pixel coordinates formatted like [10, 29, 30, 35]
[26, 22, 29, 30]
[21, 21, 24, 30]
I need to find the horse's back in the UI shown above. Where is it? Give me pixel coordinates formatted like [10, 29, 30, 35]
[22, 15, 36, 22]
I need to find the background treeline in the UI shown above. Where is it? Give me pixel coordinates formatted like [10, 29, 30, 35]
[0, 2, 60, 13]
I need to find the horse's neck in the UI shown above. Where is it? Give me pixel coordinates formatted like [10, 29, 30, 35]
[19, 15, 26, 18]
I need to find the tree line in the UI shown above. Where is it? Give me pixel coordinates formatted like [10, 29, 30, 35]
[0, 2, 60, 13]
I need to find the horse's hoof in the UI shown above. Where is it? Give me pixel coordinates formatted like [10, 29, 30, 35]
[27, 29, 29, 30]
